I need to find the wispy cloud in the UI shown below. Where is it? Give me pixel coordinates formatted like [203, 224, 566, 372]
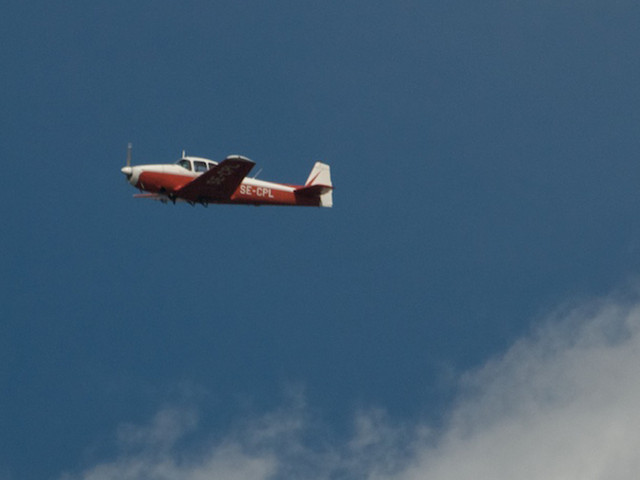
[61, 294, 640, 480]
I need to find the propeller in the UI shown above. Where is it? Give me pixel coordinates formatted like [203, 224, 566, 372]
[121, 142, 133, 180]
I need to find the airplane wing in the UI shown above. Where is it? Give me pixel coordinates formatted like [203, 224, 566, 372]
[133, 193, 169, 200]
[176, 156, 255, 202]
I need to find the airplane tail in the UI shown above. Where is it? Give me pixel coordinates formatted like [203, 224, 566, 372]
[296, 162, 333, 207]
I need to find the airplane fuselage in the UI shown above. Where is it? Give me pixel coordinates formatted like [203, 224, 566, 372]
[121, 155, 331, 207]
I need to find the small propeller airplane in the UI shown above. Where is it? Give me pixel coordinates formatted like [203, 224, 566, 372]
[120, 144, 332, 207]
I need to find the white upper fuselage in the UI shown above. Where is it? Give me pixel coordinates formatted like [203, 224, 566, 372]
[121, 156, 213, 187]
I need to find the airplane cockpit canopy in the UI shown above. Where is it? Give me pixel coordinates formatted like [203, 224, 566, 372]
[194, 160, 208, 172]
[177, 159, 192, 170]
[176, 157, 218, 172]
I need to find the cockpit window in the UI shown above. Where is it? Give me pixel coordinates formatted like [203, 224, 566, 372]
[208, 162, 216, 170]
[194, 161, 208, 173]
[177, 159, 192, 171]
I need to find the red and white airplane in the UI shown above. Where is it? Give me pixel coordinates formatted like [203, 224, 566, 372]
[120, 144, 332, 207]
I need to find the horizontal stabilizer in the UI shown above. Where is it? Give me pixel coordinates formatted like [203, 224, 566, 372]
[295, 184, 333, 196]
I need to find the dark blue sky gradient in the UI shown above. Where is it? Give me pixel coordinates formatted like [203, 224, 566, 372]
[3, 1, 640, 478]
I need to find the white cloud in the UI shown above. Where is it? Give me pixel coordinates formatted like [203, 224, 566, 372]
[61, 294, 640, 480]
[397, 297, 640, 480]
[115, 408, 198, 453]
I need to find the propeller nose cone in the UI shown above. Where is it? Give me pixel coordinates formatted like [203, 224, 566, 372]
[121, 166, 134, 182]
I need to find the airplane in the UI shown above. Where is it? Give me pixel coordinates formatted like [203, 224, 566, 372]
[120, 144, 332, 207]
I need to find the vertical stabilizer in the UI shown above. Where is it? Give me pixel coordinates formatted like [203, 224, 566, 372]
[305, 162, 332, 188]
[303, 162, 333, 207]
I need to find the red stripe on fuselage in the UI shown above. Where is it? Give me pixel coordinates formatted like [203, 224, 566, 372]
[230, 183, 320, 206]
[137, 171, 194, 193]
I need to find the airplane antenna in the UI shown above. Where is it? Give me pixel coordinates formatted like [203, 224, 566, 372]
[252, 168, 262, 179]
[126, 142, 132, 167]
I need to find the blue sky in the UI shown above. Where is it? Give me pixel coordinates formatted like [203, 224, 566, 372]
[3, 1, 640, 479]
